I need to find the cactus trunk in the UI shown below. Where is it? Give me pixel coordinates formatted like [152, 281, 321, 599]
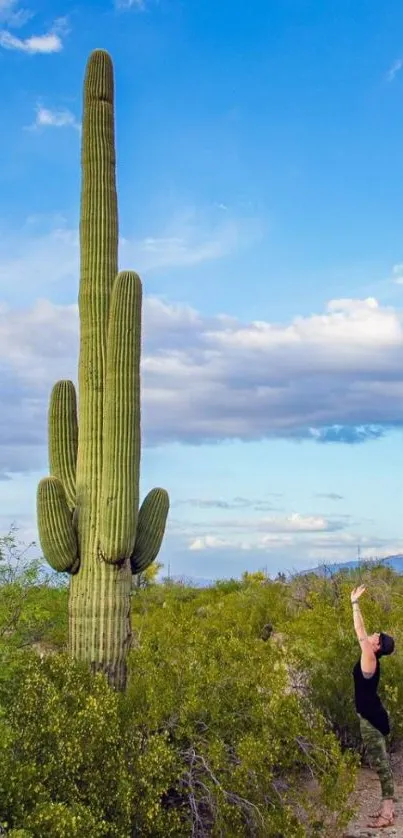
[69, 559, 133, 689]
[37, 50, 169, 691]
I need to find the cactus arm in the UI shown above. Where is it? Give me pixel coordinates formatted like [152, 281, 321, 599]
[130, 488, 169, 575]
[48, 380, 78, 510]
[37, 477, 79, 573]
[99, 271, 142, 563]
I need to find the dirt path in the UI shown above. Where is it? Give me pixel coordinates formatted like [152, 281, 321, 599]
[343, 748, 403, 837]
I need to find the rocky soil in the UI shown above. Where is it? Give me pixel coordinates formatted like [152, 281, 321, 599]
[343, 747, 403, 837]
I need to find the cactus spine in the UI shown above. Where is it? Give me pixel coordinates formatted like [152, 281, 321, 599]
[37, 50, 169, 690]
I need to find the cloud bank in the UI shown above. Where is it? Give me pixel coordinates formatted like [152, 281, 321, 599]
[0, 291, 402, 476]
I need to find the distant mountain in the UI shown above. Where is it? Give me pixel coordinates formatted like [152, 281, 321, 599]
[157, 555, 403, 588]
[298, 554, 403, 577]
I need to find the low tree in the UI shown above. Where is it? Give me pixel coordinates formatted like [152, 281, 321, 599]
[133, 561, 163, 590]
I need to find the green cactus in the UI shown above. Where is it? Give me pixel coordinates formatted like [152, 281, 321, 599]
[37, 50, 169, 690]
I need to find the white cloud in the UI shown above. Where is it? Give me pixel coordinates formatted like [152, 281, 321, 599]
[189, 534, 295, 552]
[2, 217, 403, 473]
[0, 215, 260, 303]
[0, 0, 32, 27]
[0, 30, 61, 52]
[188, 530, 340, 554]
[0, 225, 79, 302]
[190, 536, 238, 551]
[392, 263, 403, 284]
[169, 509, 352, 539]
[28, 104, 81, 132]
[0, 298, 77, 385]
[115, 0, 145, 9]
[1, 292, 403, 476]
[187, 526, 403, 569]
[173, 496, 280, 511]
[0, 16, 68, 53]
[0, 474, 399, 576]
[386, 58, 403, 82]
[0, 0, 16, 14]
[120, 212, 262, 271]
[175, 528, 403, 577]
[256, 513, 336, 533]
[183, 513, 345, 535]
[187, 513, 348, 554]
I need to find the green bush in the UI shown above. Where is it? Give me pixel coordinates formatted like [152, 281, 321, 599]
[0, 653, 131, 836]
[10, 802, 106, 838]
[127, 590, 357, 836]
[0, 529, 68, 659]
[0, 616, 357, 838]
[5, 546, 403, 836]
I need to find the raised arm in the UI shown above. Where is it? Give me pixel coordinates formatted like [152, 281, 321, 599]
[351, 585, 376, 676]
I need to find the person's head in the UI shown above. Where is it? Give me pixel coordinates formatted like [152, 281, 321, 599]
[367, 632, 395, 658]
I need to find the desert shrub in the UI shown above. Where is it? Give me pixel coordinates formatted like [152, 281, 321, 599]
[212, 578, 243, 594]
[0, 652, 183, 837]
[0, 653, 132, 835]
[0, 588, 358, 837]
[9, 802, 106, 837]
[7, 548, 403, 835]
[128, 592, 358, 836]
[284, 587, 360, 748]
[0, 529, 68, 659]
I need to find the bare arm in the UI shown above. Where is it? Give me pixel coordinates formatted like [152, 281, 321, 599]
[351, 586, 376, 676]
[352, 600, 367, 640]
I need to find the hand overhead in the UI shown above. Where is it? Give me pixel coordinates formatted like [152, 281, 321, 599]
[351, 585, 366, 604]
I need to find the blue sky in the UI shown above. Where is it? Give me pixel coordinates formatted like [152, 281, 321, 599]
[2, 0, 403, 579]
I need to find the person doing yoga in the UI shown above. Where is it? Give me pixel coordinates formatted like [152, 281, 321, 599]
[351, 585, 395, 829]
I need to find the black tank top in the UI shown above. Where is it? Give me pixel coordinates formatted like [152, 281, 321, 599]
[352, 657, 390, 735]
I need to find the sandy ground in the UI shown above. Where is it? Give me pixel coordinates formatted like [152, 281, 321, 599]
[343, 748, 403, 837]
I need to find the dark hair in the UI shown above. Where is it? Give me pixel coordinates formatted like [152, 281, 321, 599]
[376, 632, 395, 658]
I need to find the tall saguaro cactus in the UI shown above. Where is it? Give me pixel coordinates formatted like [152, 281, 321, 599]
[37, 50, 169, 690]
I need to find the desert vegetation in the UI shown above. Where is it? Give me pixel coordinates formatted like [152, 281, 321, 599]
[0, 529, 401, 836]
